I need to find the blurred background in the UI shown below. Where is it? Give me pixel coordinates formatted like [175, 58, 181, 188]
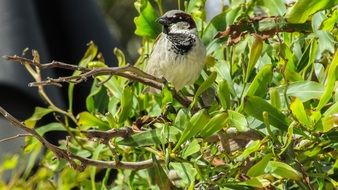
[0, 0, 227, 169]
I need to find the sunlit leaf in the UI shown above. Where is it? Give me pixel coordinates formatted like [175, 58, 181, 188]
[199, 112, 228, 138]
[77, 112, 110, 130]
[247, 153, 272, 177]
[317, 51, 338, 110]
[246, 36, 263, 82]
[190, 72, 217, 108]
[286, 0, 338, 23]
[265, 161, 302, 180]
[117, 124, 180, 146]
[290, 98, 311, 128]
[245, 64, 273, 97]
[244, 96, 289, 131]
[24, 107, 53, 128]
[134, 0, 161, 39]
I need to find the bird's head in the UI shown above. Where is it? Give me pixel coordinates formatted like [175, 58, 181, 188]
[157, 10, 197, 34]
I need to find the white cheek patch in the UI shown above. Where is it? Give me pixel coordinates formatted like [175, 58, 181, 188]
[171, 22, 190, 31]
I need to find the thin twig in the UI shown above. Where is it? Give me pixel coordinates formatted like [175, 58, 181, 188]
[4, 55, 191, 107]
[81, 127, 134, 144]
[0, 134, 32, 143]
[0, 106, 158, 170]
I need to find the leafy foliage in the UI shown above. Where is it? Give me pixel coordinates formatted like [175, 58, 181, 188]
[1, 0, 338, 189]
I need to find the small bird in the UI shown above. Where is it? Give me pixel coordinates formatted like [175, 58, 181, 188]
[145, 10, 206, 91]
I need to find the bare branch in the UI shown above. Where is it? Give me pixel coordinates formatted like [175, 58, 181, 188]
[0, 106, 158, 170]
[0, 134, 32, 143]
[81, 127, 134, 144]
[4, 55, 192, 107]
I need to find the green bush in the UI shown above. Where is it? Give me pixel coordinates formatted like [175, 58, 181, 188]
[0, 0, 337, 189]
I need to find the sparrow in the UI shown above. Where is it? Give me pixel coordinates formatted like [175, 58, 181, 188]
[145, 10, 206, 91]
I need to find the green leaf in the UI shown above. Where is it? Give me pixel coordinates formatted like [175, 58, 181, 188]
[246, 36, 263, 82]
[244, 96, 289, 131]
[238, 176, 271, 188]
[181, 139, 200, 159]
[270, 88, 281, 109]
[186, 0, 206, 20]
[258, 0, 286, 16]
[24, 107, 53, 128]
[247, 153, 273, 177]
[90, 144, 105, 190]
[202, 11, 227, 45]
[69, 42, 98, 113]
[148, 155, 173, 190]
[118, 86, 134, 123]
[114, 47, 126, 67]
[36, 122, 67, 136]
[286, 0, 338, 23]
[217, 80, 231, 110]
[86, 81, 109, 113]
[2, 155, 19, 170]
[174, 109, 190, 131]
[77, 112, 110, 130]
[236, 140, 261, 161]
[317, 51, 338, 110]
[174, 109, 209, 150]
[278, 81, 325, 102]
[134, 0, 161, 39]
[322, 114, 338, 132]
[321, 9, 338, 31]
[290, 98, 311, 128]
[117, 124, 180, 146]
[245, 64, 273, 97]
[200, 112, 228, 138]
[265, 161, 302, 180]
[190, 72, 217, 108]
[227, 110, 248, 132]
[170, 162, 197, 188]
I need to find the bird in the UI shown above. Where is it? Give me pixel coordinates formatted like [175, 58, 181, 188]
[145, 10, 206, 92]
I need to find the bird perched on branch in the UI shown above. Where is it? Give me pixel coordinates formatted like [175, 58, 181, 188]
[145, 10, 206, 92]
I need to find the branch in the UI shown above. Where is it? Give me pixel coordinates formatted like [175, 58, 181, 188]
[216, 16, 312, 45]
[81, 127, 133, 144]
[4, 55, 191, 107]
[0, 134, 32, 143]
[0, 106, 158, 170]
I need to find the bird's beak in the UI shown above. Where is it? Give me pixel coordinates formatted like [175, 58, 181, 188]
[156, 16, 170, 26]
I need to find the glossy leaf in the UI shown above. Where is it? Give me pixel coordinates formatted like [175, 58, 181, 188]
[199, 112, 228, 138]
[247, 153, 273, 177]
[134, 0, 161, 39]
[279, 81, 325, 102]
[258, 0, 286, 16]
[117, 124, 180, 146]
[265, 161, 302, 180]
[174, 109, 209, 150]
[290, 98, 311, 128]
[317, 51, 338, 110]
[286, 0, 338, 23]
[236, 140, 261, 161]
[217, 80, 231, 110]
[244, 96, 289, 131]
[68, 42, 97, 113]
[148, 155, 173, 190]
[24, 107, 53, 128]
[77, 112, 110, 130]
[181, 139, 200, 159]
[245, 64, 273, 97]
[227, 110, 248, 132]
[118, 86, 134, 123]
[246, 36, 263, 82]
[238, 177, 271, 188]
[170, 162, 197, 188]
[202, 11, 227, 45]
[190, 72, 217, 108]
